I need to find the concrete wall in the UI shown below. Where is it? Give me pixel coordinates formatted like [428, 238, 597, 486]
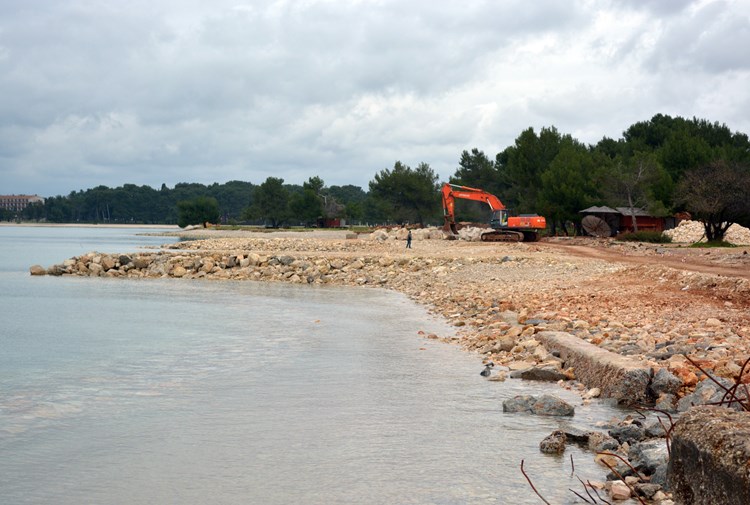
[669, 406, 750, 505]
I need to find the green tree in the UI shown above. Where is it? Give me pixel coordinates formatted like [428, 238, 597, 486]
[450, 148, 500, 195]
[537, 139, 603, 235]
[289, 188, 323, 226]
[496, 126, 565, 213]
[245, 177, 290, 228]
[176, 196, 220, 228]
[675, 160, 750, 242]
[368, 161, 440, 226]
[606, 152, 671, 232]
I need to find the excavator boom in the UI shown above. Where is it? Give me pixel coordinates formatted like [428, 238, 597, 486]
[441, 183, 546, 242]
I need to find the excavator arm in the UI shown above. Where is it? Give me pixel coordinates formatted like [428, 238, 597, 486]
[441, 183, 546, 242]
[442, 183, 506, 234]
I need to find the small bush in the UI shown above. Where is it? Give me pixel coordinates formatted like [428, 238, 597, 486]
[689, 240, 736, 248]
[617, 230, 673, 243]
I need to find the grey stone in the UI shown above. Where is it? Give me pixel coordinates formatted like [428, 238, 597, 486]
[278, 255, 295, 266]
[644, 418, 668, 438]
[609, 423, 646, 445]
[634, 483, 662, 499]
[677, 376, 738, 412]
[629, 439, 669, 474]
[517, 365, 568, 382]
[562, 427, 592, 445]
[502, 394, 574, 416]
[655, 393, 678, 413]
[502, 395, 535, 413]
[587, 431, 620, 452]
[650, 368, 683, 396]
[531, 395, 574, 416]
[524, 318, 546, 325]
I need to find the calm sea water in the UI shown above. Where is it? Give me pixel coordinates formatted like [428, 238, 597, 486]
[0, 226, 628, 504]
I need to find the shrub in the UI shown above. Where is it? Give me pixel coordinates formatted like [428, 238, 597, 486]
[617, 231, 672, 243]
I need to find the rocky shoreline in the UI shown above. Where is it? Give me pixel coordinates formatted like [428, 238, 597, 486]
[32, 229, 750, 503]
[32, 230, 750, 404]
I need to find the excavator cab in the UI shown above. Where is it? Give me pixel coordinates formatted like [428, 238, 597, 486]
[489, 209, 508, 228]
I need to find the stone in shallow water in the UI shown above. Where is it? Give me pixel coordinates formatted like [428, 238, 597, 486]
[539, 430, 566, 454]
[502, 394, 574, 416]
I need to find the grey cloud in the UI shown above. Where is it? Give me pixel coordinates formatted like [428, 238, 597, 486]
[645, 1, 750, 73]
[0, 0, 749, 197]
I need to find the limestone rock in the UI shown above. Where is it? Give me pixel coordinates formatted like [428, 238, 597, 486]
[29, 264, 46, 276]
[609, 480, 631, 500]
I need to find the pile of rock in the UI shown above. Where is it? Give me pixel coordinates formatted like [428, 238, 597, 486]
[366, 227, 446, 241]
[537, 415, 672, 502]
[664, 220, 750, 244]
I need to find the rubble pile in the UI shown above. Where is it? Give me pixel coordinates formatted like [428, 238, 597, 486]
[664, 220, 750, 244]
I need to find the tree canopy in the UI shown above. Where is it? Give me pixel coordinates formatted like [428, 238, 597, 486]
[177, 196, 220, 228]
[675, 161, 750, 242]
[368, 161, 440, 226]
[8, 113, 750, 236]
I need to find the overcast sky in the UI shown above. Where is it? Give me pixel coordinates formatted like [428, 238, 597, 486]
[1, 0, 749, 197]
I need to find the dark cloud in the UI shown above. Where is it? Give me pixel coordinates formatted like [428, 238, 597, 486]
[0, 0, 748, 197]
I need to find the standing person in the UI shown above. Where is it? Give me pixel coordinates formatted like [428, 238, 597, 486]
[406, 229, 412, 249]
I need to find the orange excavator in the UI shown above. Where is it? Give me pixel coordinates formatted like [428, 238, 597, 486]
[441, 183, 546, 242]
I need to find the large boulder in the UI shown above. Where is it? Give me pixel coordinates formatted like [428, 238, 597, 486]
[669, 406, 750, 505]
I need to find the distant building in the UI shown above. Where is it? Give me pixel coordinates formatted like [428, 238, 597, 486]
[579, 206, 678, 236]
[0, 194, 45, 212]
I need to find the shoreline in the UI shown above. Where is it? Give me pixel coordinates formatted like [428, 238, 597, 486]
[33, 229, 750, 407]
[0, 222, 179, 229]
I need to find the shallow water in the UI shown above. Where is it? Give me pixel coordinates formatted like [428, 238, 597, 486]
[0, 226, 630, 504]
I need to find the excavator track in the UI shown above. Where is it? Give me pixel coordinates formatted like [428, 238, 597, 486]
[480, 230, 525, 242]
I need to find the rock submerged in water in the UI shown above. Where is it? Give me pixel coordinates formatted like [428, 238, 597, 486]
[502, 394, 574, 416]
[539, 430, 567, 454]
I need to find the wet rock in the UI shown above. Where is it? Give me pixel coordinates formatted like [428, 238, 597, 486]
[515, 364, 568, 382]
[539, 430, 566, 454]
[503, 394, 574, 416]
[608, 479, 631, 500]
[561, 427, 592, 446]
[587, 431, 620, 451]
[655, 393, 678, 413]
[629, 439, 668, 475]
[502, 395, 535, 413]
[532, 395, 574, 416]
[609, 423, 646, 445]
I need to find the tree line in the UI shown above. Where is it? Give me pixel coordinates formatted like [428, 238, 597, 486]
[8, 113, 750, 240]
